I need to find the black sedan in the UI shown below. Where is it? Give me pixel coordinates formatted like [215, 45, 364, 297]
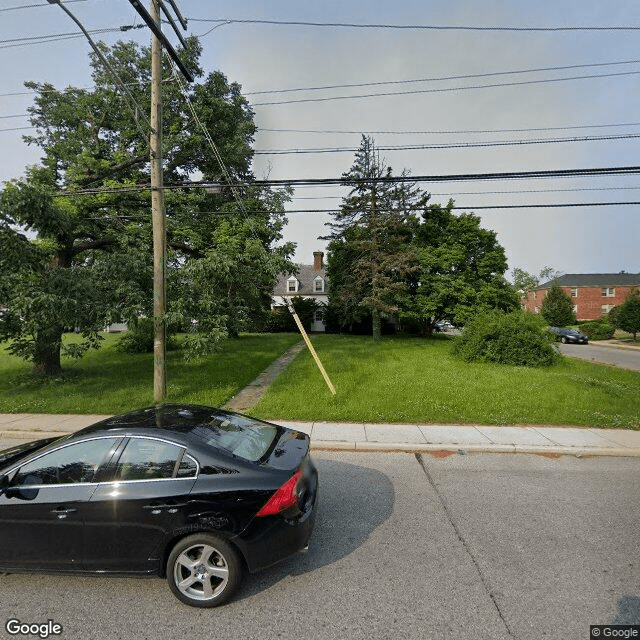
[0, 404, 318, 607]
[548, 326, 589, 344]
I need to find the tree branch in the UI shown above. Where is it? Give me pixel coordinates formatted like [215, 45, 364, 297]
[78, 155, 147, 186]
[70, 238, 117, 256]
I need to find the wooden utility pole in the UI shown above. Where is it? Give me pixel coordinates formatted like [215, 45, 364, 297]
[150, 0, 166, 402]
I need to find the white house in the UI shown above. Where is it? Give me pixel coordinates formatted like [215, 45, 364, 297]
[272, 251, 329, 332]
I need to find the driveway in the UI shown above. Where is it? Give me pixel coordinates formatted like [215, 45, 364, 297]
[558, 342, 640, 371]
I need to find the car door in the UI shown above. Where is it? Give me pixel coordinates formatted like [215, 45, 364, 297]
[84, 436, 197, 572]
[0, 437, 121, 571]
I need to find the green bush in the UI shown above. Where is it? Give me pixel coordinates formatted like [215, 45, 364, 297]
[579, 320, 615, 340]
[116, 318, 178, 354]
[452, 310, 560, 367]
[262, 297, 321, 333]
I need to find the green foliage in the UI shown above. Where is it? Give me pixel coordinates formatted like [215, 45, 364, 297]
[116, 318, 178, 354]
[262, 297, 320, 333]
[540, 283, 576, 327]
[579, 320, 615, 340]
[452, 310, 560, 367]
[615, 288, 640, 340]
[325, 136, 518, 338]
[606, 305, 620, 327]
[325, 136, 420, 340]
[1, 37, 294, 374]
[399, 203, 519, 330]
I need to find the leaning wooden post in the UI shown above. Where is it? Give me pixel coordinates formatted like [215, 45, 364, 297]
[286, 300, 336, 395]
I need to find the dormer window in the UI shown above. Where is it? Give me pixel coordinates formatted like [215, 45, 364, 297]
[314, 276, 324, 293]
[287, 277, 299, 293]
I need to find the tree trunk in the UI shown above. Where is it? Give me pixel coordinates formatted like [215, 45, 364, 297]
[372, 309, 382, 341]
[33, 328, 63, 375]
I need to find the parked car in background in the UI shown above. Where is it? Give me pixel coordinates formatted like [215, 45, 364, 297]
[0, 405, 318, 607]
[548, 326, 589, 344]
[434, 320, 454, 332]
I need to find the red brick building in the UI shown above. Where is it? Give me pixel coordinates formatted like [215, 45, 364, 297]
[522, 273, 640, 320]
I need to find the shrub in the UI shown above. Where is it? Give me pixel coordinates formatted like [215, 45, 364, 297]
[615, 288, 640, 340]
[262, 298, 321, 333]
[579, 320, 615, 340]
[540, 283, 576, 327]
[452, 310, 560, 367]
[116, 318, 178, 354]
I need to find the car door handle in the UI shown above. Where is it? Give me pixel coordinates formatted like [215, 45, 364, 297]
[143, 503, 187, 514]
[51, 506, 77, 519]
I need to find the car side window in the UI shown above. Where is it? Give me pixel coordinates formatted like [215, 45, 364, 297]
[114, 439, 184, 481]
[13, 438, 120, 486]
[176, 454, 198, 478]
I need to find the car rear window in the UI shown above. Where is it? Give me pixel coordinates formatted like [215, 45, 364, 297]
[186, 412, 278, 462]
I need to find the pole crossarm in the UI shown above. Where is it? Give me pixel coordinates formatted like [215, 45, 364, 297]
[127, 0, 194, 82]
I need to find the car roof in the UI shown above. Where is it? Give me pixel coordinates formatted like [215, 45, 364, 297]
[62, 404, 282, 453]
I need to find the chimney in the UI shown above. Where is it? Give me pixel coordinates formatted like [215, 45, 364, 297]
[313, 251, 324, 271]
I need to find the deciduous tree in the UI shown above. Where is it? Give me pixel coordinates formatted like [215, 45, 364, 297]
[615, 288, 640, 340]
[0, 37, 293, 373]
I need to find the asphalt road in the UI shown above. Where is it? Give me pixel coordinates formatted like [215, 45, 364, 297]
[0, 452, 638, 640]
[558, 342, 640, 371]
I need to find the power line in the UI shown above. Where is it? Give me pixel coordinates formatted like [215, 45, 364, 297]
[0, 25, 144, 49]
[51, 165, 640, 196]
[254, 133, 640, 155]
[187, 17, 640, 32]
[258, 122, 640, 136]
[292, 186, 640, 199]
[0, 126, 32, 132]
[0, 0, 87, 11]
[0, 76, 174, 99]
[253, 70, 640, 106]
[75, 200, 640, 221]
[246, 59, 640, 95]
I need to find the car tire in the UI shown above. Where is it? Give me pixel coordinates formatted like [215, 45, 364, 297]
[167, 533, 243, 607]
[561, 336, 567, 343]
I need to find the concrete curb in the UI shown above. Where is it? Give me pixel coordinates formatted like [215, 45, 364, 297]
[309, 440, 640, 458]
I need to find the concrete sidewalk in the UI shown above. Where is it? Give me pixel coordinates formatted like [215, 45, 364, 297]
[1, 413, 639, 458]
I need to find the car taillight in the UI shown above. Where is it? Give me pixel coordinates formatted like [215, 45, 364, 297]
[256, 471, 303, 517]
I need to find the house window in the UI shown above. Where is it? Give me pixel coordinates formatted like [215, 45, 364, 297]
[571, 288, 578, 297]
[534, 306, 539, 314]
[287, 277, 298, 293]
[573, 305, 578, 314]
[601, 287, 615, 297]
[314, 277, 324, 293]
[601, 304, 615, 315]
[314, 309, 324, 323]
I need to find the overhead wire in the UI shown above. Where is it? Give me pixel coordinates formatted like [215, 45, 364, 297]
[246, 58, 640, 95]
[0, 26, 144, 49]
[0, 0, 87, 11]
[252, 70, 640, 106]
[253, 133, 640, 155]
[257, 122, 640, 135]
[187, 17, 640, 32]
[51, 165, 640, 196]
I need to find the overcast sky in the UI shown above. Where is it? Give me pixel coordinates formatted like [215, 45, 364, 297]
[1, 0, 639, 277]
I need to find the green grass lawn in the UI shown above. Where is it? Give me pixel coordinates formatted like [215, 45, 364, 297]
[248, 334, 640, 429]
[0, 332, 301, 414]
